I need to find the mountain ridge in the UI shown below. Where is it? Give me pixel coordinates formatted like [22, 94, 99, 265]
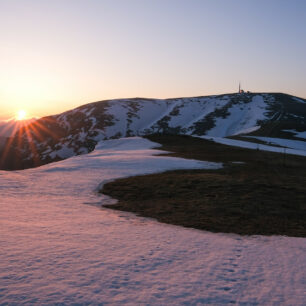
[1, 92, 306, 170]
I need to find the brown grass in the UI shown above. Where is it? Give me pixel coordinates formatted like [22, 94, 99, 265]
[101, 134, 306, 237]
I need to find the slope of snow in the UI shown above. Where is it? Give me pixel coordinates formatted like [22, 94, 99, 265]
[49, 144, 76, 159]
[283, 129, 306, 139]
[128, 100, 168, 133]
[246, 136, 306, 151]
[1, 137, 305, 305]
[105, 105, 128, 137]
[201, 136, 306, 157]
[232, 125, 261, 136]
[167, 98, 228, 130]
[103, 99, 170, 137]
[206, 95, 267, 137]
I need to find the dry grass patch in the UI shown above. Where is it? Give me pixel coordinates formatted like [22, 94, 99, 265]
[101, 134, 306, 237]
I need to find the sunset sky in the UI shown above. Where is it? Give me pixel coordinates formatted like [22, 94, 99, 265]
[1, 0, 306, 120]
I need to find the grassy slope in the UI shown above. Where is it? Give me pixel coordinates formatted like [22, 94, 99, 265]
[102, 134, 306, 236]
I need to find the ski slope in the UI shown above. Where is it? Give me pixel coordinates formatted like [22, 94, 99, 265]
[0, 137, 305, 305]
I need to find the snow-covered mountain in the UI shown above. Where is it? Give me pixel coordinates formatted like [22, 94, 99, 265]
[1, 92, 306, 169]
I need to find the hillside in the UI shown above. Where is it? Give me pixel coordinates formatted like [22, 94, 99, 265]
[0, 118, 35, 138]
[1, 92, 306, 170]
[0, 137, 7, 150]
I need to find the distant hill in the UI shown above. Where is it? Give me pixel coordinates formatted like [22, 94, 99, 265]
[0, 137, 7, 150]
[1, 92, 306, 170]
[0, 119, 36, 138]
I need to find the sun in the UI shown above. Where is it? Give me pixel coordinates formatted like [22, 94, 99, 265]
[16, 110, 27, 121]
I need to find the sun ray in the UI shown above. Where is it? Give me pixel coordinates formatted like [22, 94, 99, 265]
[31, 119, 61, 140]
[23, 125, 40, 165]
[0, 115, 65, 169]
[0, 123, 22, 168]
[0, 120, 16, 136]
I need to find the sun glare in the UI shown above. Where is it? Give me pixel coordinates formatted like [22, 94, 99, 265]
[16, 110, 27, 121]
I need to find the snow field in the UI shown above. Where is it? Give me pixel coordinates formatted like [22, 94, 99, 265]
[206, 95, 268, 137]
[0, 137, 305, 305]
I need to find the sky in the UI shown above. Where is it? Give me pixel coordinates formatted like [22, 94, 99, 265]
[1, 0, 306, 120]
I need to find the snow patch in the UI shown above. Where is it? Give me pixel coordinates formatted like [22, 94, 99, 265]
[200, 136, 306, 157]
[246, 136, 306, 151]
[233, 125, 261, 136]
[283, 129, 306, 139]
[49, 144, 75, 159]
